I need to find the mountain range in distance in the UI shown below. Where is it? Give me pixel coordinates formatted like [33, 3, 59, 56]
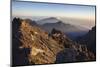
[12, 16, 93, 40]
[36, 17, 90, 40]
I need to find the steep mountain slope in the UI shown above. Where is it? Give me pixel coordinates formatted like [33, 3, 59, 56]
[12, 17, 64, 66]
[12, 17, 95, 66]
[76, 26, 96, 54]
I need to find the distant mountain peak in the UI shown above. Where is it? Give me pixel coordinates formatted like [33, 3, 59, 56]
[47, 17, 58, 19]
[57, 20, 63, 24]
[44, 17, 59, 20]
[37, 17, 61, 25]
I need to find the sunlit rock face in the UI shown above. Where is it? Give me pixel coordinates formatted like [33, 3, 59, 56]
[12, 18, 64, 66]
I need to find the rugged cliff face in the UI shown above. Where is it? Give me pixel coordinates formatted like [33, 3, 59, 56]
[12, 17, 96, 66]
[76, 26, 96, 54]
[12, 18, 64, 66]
[50, 28, 95, 63]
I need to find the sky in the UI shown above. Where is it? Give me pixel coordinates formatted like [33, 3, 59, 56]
[12, 1, 96, 29]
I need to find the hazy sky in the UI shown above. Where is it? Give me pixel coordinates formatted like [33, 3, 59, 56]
[12, 1, 96, 29]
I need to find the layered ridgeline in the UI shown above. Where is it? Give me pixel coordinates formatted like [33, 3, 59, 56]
[12, 17, 95, 66]
[38, 17, 89, 40]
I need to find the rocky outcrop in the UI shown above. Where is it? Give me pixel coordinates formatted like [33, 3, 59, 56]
[76, 26, 96, 54]
[50, 28, 95, 63]
[12, 18, 64, 66]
